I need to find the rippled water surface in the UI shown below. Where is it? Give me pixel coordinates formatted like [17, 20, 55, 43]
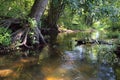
[0, 31, 120, 80]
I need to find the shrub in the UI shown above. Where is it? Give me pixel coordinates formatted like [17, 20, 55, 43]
[0, 27, 11, 46]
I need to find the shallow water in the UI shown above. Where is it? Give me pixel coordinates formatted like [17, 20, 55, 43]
[0, 31, 120, 80]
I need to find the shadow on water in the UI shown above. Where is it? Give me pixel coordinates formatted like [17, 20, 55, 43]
[0, 31, 120, 80]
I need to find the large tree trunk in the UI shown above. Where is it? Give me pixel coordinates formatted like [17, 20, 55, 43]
[28, 0, 48, 44]
[10, 0, 48, 49]
[46, 0, 65, 31]
[28, 0, 48, 23]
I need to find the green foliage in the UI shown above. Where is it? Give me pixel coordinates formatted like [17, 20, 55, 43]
[108, 22, 120, 31]
[107, 31, 120, 38]
[0, 27, 11, 46]
[67, 0, 119, 21]
[59, 0, 120, 30]
[0, 0, 34, 18]
[0, 0, 120, 31]
[97, 45, 117, 64]
[59, 6, 89, 30]
[28, 18, 37, 28]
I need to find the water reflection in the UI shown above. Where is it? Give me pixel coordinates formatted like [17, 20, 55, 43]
[62, 44, 116, 80]
[64, 45, 85, 61]
[61, 46, 96, 80]
[98, 63, 116, 80]
[0, 31, 119, 80]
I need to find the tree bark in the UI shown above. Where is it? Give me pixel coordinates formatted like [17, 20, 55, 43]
[29, 0, 48, 23]
[28, 0, 48, 45]
[46, 0, 65, 31]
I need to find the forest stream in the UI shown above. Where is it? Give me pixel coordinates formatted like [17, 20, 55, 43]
[0, 31, 120, 80]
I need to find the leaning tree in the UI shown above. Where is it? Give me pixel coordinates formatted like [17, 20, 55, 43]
[0, 0, 48, 48]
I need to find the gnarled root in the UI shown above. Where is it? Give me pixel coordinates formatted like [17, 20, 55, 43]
[11, 27, 46, 49]
[33, 27, 47, 44]
[11, 28, 32, 48]
[0, 18, 47, 49]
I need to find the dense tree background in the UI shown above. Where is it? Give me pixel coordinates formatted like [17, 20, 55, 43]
[0, 0, 120, 48]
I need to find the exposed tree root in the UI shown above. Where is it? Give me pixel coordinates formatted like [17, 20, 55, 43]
[11, 27, 47, 49]
[33, 27, 47, 44]
[20, 28, 30, 48]
[0, 18, 22, 28]
[11, 28, 31, 48]
[0, 18, 47, 50]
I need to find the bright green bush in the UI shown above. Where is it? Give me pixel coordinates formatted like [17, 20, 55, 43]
[0, 27, 11, 46]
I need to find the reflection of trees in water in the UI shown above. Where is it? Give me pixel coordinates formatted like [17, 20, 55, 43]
[61, 46, 96, 80]
[98, 63, 116, 80]
[96, 45, 116, 80]
[47, 32, 62, 57]
[62, 44, 116, 80]
[63, 45, 85, 61]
